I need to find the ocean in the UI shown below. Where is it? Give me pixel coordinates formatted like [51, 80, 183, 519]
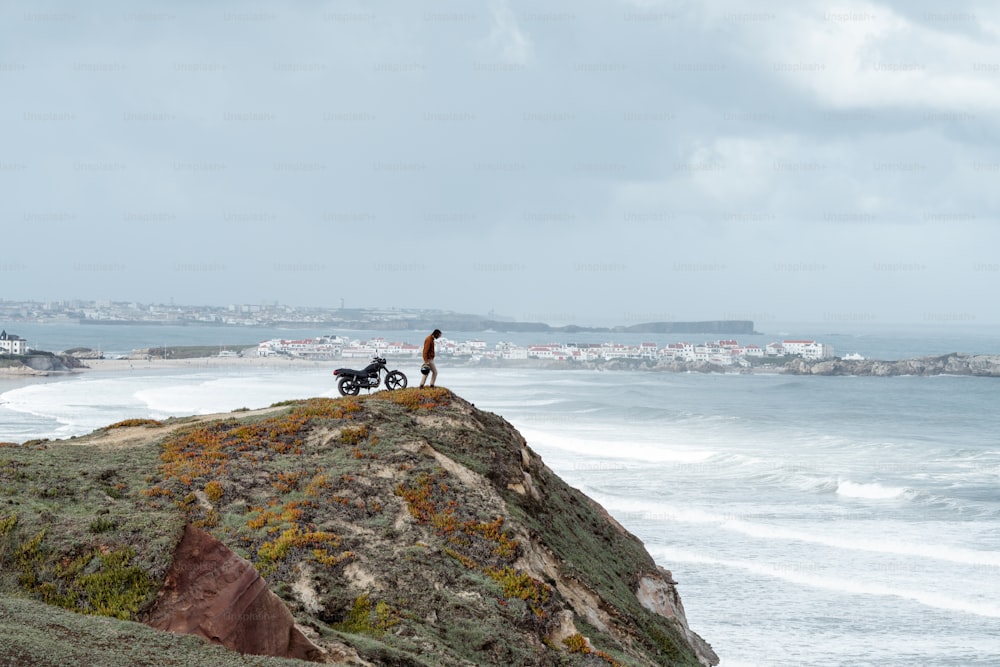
[2, 323, 999, 666]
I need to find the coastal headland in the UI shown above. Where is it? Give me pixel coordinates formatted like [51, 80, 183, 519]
[75, 318, 758, 335]
[0, 297, 754, 334]
[0, 389, 718, 665]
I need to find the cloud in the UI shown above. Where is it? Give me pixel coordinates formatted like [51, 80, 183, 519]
[484, 1, 533, 65]
[2, 0, 999, 323]
[717, 2, 1000, 112]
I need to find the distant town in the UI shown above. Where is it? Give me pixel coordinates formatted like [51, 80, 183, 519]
[1, 326, 838, 366]
[0, 300, 834, 368]
[0, 298, 466, 328]
[0, 299, 755, 335]
[257, 335, 839, 366]
[11, 324, 1000, 378]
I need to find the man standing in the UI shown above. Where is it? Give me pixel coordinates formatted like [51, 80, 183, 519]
[420, 329, 442, 388]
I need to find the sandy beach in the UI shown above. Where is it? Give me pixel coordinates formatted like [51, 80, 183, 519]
[80, 355, 345, 373]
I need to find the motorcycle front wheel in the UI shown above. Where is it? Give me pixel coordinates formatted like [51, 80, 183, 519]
[337, 376, 361, 396]
[385, 370, 407, 390]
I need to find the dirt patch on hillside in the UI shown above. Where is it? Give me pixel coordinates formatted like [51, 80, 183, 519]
[63, 406, 289, 450]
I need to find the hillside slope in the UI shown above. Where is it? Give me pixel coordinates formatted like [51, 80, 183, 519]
[0, 389, 716, 666]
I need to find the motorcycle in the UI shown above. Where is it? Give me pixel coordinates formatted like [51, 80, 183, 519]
[333, 356, 407, 396]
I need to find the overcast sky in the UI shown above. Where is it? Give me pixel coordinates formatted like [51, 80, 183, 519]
[3, 0, 999, 327]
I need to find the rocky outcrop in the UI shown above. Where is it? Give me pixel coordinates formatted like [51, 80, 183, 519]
[6, 353, 82, 373]
[654, 360, 732, 374]
[144, 525, 325, 662]
[0, 389, 716, 666]
[637, 568, 719, 666]
[783, 353, 1000, 377]
[965, 355, 1000, 376]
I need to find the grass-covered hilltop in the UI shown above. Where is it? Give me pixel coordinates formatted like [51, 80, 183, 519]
[0, 388, 717, 666]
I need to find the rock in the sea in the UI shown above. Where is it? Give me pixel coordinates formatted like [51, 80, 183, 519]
[783, 352, 1000, 377]
[968, 355, 1000, 377]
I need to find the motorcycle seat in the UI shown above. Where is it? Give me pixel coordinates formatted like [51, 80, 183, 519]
[336, 363, 379, 376]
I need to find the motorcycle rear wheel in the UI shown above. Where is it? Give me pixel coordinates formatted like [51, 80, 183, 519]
[337, 376, 361, 396]
[385, 370, 407, 390]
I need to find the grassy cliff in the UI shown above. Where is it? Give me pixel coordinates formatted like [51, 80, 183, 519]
[0, 389, 715, 666]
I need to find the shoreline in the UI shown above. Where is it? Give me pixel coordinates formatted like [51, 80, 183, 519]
[1, 356, 345, 378]
[6, 349, 999, 378]
[0, 366, 52, 377]
[80, 356, 344, 373]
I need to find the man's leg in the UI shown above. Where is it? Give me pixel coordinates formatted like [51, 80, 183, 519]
[428, 360, 438, 387]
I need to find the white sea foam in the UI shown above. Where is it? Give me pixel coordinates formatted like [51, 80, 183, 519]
[3, 358, 1000, 666]
[586, 493, 1000, 568]
[517, 426, 717, 464]
[836, 479, 909, 500]
[651, 545, 1000, 620]
[133, 373, 337, 415]
[0, 368, 340, 439]
[2, 378, 151, 433]
[724, 520, 1000, 568]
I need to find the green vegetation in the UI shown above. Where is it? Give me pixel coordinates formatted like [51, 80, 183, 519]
[104, 418, 163, 430]
[334, 593, 401, 636]
[0, 593, 320, 667]
[88, 516, 117, 533]
[7, 519, 154, 620]
[0, 389, 711, 666]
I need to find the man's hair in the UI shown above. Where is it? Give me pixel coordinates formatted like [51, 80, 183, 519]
[432, 329, 442, 336]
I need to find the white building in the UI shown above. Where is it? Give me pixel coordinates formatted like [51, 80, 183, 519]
[397, 343, 421, 357]
[782, 339, 834, 360]
[340, 343, 379, 359]
[0, 330, 28, 355]
[708, 353, 734, 365]
[660, 342, 694, 361]
[572, 345, 602, 362]
[600, 343, 635, 360]
[765, 342, 785, 356]
[257, 337, 342, 359]
[527, 345, 561, 359]
[453, 339, 487, 356]
[496, 342, 529, 360]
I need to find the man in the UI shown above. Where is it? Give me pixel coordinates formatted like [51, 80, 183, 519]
[420, 329, 442, 388]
